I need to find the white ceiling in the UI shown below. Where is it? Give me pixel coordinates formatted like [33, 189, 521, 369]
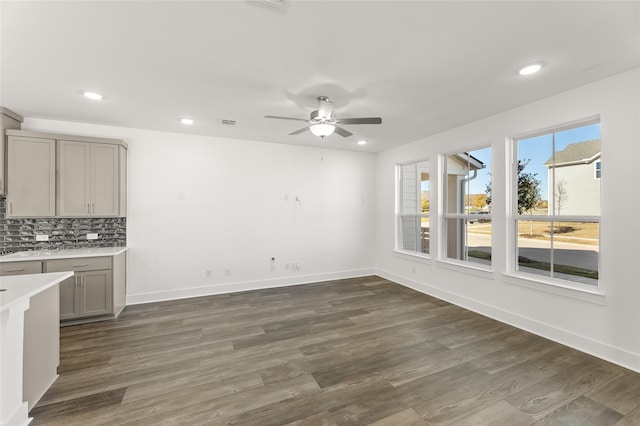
[1, 1, 639, 152]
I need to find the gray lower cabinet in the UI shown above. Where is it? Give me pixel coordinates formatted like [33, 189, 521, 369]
[45, 256, 113, 321]
[57, 270, 113, 320]
[0, 252, 126, 324]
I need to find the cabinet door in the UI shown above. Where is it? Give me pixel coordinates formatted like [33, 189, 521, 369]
[6, 136, 56, 217]
[59, 275, 80, 320]
[80, 270, 112, 317]
[91, 143, 119, 216]
[58, 140, 91, 216]
[0, 109, 24, 195]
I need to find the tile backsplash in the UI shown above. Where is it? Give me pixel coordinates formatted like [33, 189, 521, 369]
[0, 195, 126, 253]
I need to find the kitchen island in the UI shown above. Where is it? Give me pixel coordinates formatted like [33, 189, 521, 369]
[0, 271, 73, 426]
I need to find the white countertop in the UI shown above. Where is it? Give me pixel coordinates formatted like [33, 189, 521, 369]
[0, 271, 74, 313]
[0, 247, 128, 262]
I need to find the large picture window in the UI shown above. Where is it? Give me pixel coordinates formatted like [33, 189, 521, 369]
[443, 146, 492, 268]
[513, 120, 600, 285]
[397, 160, 430, 256]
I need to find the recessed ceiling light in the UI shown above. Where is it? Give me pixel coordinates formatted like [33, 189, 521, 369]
[357, 140, 367, 145]
[180, 118, 194, 125]
[83, 91, 103, 100]
[519, 64, 542, 76]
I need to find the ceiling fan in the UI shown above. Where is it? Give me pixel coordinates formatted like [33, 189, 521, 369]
[265, 96, 382, 138]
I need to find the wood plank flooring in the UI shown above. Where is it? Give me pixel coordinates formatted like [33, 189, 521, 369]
[30, 276, 640, 425]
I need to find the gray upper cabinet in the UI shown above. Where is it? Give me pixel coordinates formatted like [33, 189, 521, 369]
[0, 107, 24, 195]
[5, 129, 127, 218]
[58, 140, 120, 217]
[6, 135, 56, 217]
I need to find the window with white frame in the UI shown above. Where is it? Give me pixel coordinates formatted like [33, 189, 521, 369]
[513, 119, 600, 285]
[397, 160, 430, 256]
[443, 146, 492, 267]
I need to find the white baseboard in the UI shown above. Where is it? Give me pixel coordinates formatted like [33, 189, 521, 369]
[376, 268, 640, 374]
[126, 268, 376, 305]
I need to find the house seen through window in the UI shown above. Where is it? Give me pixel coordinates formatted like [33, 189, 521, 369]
[514, 120, 600, 285]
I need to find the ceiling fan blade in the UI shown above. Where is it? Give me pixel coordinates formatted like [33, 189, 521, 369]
[337, 117, 382, 125]
[265, 115, 309, 122]
[289, 126, 310, 135]
[317, 96, 334, 120]
[333, 126, 353, 137]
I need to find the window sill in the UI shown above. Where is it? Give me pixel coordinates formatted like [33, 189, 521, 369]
[502, 272, 606, 305]
[393, 250, 432, 264]
[436, 259, 493, 279]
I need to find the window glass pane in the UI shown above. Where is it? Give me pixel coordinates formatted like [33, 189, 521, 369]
[401, 160, 429, 215]
[517, 134, 550, 215]
[517, 122, 600, 216]
[468, 219, 492, 266]
[516, 220, 552, 278]
[401, 216, 429, 254]
[516, 220, 598, 285]
[446, 218, 465, 260]
[398, 160, 429, 255]
[551, 221, 599, 285]
[446, 218, 492, 266]
[446, 148, 491, 214]
[468, 147, 492, 213]
[401, 163, 419, 215]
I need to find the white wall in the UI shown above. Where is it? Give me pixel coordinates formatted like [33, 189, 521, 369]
[375, 68, 640, 371]
[21, 119, 377, 303]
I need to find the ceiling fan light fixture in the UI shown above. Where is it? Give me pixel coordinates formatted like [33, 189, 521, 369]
[310, 123, 335, 137]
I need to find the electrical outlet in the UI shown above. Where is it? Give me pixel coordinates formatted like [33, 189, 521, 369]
[36, 234, 49, 242]
[205, 270, 212, 278]
[224, 268, 231, 276]
[87, 233, 99, 240]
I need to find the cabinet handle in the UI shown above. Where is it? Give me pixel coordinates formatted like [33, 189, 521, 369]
[91, 203, 94, 214]
[74, 276, 79, 287]
[87, 203, 91, 214]
[7, 268, 25, 272]
[72, 264, 89, 267]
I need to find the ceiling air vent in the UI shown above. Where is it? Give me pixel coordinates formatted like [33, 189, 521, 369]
[219, 119, 237, 126]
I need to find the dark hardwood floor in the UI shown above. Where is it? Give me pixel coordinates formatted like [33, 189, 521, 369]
[30, 276, 640, 425]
